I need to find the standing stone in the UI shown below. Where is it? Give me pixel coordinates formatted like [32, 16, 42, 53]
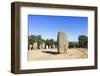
[49, 46, 51, 49]
[39, 44, 42, 49]
[33, 42, 38, 49]
[46, 45, 48, 49]
[41, 42, 45, 49]
[57, 31, 68, 54]
[29, 44, 32, 50]
[53, 45, 55, 49]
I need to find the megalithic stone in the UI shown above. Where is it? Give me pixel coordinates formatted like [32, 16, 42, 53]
[57, 31, 68, 54]
[33, 42, 38, 49]
[41, 42, 45, 49]
[29, 44, 32, 50]
[46, 45, 48, 49]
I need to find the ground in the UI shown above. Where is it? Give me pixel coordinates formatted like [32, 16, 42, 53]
[28, 48, 88, 61]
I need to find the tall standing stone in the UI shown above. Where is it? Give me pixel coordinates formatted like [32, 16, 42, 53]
[57, 31, 68, 54]
[33, 42, 38, 49]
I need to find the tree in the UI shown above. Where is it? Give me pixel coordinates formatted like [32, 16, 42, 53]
[45, 39, 49, 45]
[28, 36, 33, 50]
[30, 35, 38, 42]
[28, 36, 33, 45]
[28, 35, 57, 49]
[54, 41, 58, 48]
[78, 35, 88, 48]
[68, 42, 79, 48]
[45, 39, 55, 48]
[37, 35, 43, 49]
[49, 39, 54, 48]
[28, 35, 43, 49]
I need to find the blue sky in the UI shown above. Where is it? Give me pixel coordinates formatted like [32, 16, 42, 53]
[28, 15, 88, 42]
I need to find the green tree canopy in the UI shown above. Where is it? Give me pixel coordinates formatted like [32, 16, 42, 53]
[28, 35, 42, 44]
[28, 35, 57, 49]
[78, 35, 88, 48]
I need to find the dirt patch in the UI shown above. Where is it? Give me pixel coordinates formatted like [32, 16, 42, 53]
[28, 48, 88, 61]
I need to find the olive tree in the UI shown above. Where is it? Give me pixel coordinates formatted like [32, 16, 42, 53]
[78, 35, 88, 48]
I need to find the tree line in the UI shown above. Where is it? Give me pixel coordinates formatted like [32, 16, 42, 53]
[28, 35, 88, 49]
[69, 35, 88, 48]
[78, 35, 88, 48]
[28, 35, 57, 49]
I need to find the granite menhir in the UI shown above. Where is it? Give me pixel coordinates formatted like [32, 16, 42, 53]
[57, 31, 68, 54]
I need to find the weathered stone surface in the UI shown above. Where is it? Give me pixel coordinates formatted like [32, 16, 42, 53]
[45, 45, 48, 49]
[29, 44, 32, 50]
[57, 31, 68, 54]
[53, 45, 55, 48]
[49, 46, 51, 49]
[40, 42, 45, 49]
[33, 42, 38, 49]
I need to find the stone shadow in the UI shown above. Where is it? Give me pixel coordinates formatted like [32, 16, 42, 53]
[42, 51, 59, 55]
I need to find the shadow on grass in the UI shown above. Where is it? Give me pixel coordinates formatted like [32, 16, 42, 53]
[42, 51, 59, 55]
